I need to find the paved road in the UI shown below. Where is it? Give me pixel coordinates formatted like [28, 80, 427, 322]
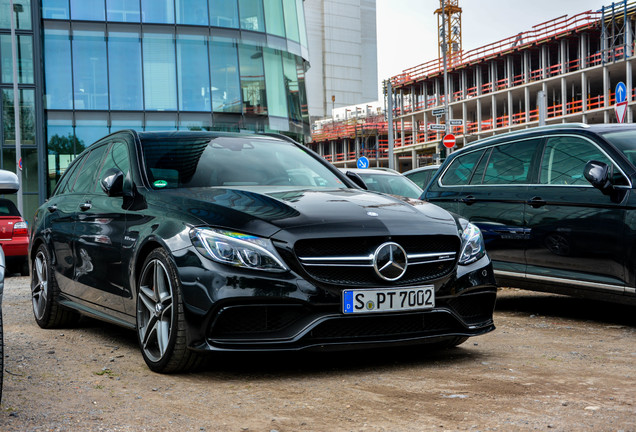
[1, 276, 634, 431]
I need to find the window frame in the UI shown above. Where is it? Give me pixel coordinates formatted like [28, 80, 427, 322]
[536, 134, 632, 189]
[438, 148, 487, 187]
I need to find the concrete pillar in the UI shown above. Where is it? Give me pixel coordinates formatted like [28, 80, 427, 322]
[603, 66, 610, 108]
[477, 99, 482, 134]
[434, 79, 440, 106]
[627, 15, 633, 58]
[541, 45, 547, 79]
[492, 94, 497, 129]
[476, 66, 482, 96]
[462, 101, 467, 144]
[411, 114, 417, 144]
[400, 118, 405, 148]
[411, 149, 417, 169]
[461, 70, 467, 100]
[580, 33, 587, 69]
[523, 51, 530, 83]
[524, 86, 530, 123]
[507, 90, 513, 127]
[561, 77, 567, 117]
[627, 60, 633, 122]
[411, 85, 416, 112]
[423, 111, 428, 142]
[423, 83, 428, 109]
[561, 39, 567, 74]
[507, 56, 512, 88]
[581, 71, 588, 115]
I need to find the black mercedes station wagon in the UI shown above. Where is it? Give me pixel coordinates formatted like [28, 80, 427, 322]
[30, 131, 496, 373]
[424, 123, 636, 306]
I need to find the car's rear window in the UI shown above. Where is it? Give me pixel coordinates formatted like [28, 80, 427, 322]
[140, 135, 346, 190]
[0, 199, 20, 216]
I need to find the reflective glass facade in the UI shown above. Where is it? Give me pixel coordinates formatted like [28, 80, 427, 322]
[0, 0, 38, 223]
[37, 0, 310, 198]
[0, 0, 310, 222]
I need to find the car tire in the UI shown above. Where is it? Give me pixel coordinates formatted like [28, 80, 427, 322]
[136, 248, 204, 373]
[31, 245, 79, 328]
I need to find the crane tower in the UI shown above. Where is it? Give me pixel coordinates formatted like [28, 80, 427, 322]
[435, 0, 462, 66]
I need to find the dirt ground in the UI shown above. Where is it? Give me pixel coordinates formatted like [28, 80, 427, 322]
[0, 275, 634, 432]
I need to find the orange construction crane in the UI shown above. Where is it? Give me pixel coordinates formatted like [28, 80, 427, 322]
[435, 0, 462, 66]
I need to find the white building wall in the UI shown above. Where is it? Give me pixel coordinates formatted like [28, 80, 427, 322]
[304, 0, 378, 121]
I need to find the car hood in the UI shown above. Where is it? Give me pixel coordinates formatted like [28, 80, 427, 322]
[159, 187, 459, 239]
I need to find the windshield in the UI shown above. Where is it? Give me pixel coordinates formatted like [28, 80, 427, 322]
[599, 129, 636, 167]
[357, 172, 423, 199]
[141, 135, 346, 190]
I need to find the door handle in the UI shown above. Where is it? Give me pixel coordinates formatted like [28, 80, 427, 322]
[47, 205, 57, 213]
[461, 195, 476, 205]
[527, 196, 547, 208]
[79, 202, 92, 211]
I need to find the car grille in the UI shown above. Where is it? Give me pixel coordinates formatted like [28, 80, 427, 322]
[293, 235, 459, 287]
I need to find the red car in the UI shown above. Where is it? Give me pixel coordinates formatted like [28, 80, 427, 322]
[0, 199, 29, 276]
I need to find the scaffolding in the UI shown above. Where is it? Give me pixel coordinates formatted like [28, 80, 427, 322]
[309, 1, 636, 172]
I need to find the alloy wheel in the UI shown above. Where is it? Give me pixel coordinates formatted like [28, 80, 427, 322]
[32, 251, 49, 321]
[137, 259, 174, 363]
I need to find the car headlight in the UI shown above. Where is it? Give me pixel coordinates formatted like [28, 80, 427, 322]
[458, 223, 486, 265]
[191, 228, 288, 272]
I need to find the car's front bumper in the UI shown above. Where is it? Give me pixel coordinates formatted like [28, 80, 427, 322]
[174, 249, 497, 352]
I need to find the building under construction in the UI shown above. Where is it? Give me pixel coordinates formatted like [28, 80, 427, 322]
[309, 1, 636, 171]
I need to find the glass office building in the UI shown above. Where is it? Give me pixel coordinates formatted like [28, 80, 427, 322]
[0, 0, 311, 222]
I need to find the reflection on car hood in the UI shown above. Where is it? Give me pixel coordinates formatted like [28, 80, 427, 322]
[160, 187, 459, 238]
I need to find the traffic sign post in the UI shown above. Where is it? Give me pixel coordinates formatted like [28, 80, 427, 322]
[357, 156, 369, 169]
[428, 124, 446, 132]
[442, 134, 456, 149]
[432, 108, 446, 117]
[615, 101, 628, 123]
[616, 82, 627, 103]
[615, 82, 629, 124]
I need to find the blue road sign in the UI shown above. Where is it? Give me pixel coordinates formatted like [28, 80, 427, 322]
[616, 82, 627, 103]
[357, 156, 369, 169]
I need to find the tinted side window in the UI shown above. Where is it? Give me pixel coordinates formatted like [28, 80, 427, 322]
[72, 145, 109, 193]
[440, 150, 485, 186]
[54, 155, 85, 196]
[540, 136, 613, 186]
[96, 141, 130, 195]
[407, 170, 432, 188]
[482, 138, 540, 184]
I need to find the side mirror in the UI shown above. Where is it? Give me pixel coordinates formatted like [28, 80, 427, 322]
[100, 168, 124, 197]
[0, 170, 19, 194]
[345, 171, 368, 190]
[584, 160, 612, 195]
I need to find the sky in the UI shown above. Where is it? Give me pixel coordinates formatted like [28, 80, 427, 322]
[376, 0, 612, 82]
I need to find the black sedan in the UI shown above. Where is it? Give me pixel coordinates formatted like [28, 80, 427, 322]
[30, 131, 496, 373]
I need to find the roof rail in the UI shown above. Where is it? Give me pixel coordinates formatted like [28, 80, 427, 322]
[466, 123, 590, 147]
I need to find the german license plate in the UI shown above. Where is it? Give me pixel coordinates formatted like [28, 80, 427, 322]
[342, 286, 435, 314]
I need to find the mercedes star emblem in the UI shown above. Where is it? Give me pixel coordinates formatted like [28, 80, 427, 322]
[373, 242, 408, 281]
